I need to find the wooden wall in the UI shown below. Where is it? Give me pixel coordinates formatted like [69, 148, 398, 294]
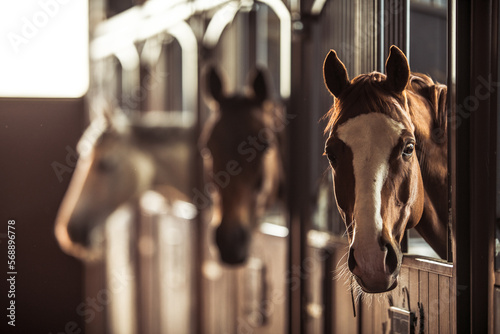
[202, 220, 288, 334]
[307, 239, 455, 333]
[0, 98, 85, 334]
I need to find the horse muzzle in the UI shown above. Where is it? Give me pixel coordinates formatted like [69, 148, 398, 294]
[66, 215, 94, 248]
[348, 241, 402, 293]
[215, 223, 250, 265]
[56, 209, 106, 260]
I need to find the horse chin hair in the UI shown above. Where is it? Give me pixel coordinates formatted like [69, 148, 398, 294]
[334, 259, 363, 303]
[67, 225, 106, 262]
[333, 253, 394, 307]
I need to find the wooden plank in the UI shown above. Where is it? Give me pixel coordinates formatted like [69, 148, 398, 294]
[386, 268, 409, 333]
[408, 268, 420, 334]
[419, 270, 429, 333]
[402, 256, 453, 277]
[305, 246, 323, 334]
[494, 287, 500, 334]
[248, 232, 288, 334]
[359, 298, 373, 334]
[371, 291, 390, 334]
[428, 273, 440, 333]
[372, 294, 383, 334]
[330, 247, 358, 334]
[399, 267, 410, 309]
[439, 275, 451, 334]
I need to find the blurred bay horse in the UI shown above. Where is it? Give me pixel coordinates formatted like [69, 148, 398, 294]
[55, 111, 191, 259]
[200, 67, 285, 265]
[323, 46, 447, 293]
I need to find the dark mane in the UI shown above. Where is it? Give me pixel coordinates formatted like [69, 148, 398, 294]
[408, 72, 437, 94]
[408, 72, 448, 137]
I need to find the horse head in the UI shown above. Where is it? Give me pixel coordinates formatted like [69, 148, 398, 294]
[322, 46, 447, 293]
[200, 66, 284, 265]
[55, 111, 190, 259]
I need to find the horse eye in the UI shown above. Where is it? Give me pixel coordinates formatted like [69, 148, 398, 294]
[255, 174, 264, 190]
[260, 141, 270, 152]
[325, 152, 337, 167]
[96, 157, 117, 173]
[402, 142, 415, 158]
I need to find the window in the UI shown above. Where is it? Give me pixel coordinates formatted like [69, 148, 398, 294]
[0, 1, 88, 98]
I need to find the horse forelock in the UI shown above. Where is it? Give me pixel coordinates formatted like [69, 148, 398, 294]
[324, 72, 404, 134]
[324, 71, 444, 137]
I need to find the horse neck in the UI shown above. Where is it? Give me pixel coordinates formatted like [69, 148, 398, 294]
[408, 92, 448, 206]
[261, 103, 286, 203]
[408, 92, 449, 258]
[148, 140, 191, 202]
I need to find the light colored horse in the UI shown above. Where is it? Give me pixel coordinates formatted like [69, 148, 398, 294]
[55, 111, 192, 259]
[200, 67, 285, 265]
[323, 46, 447, 293]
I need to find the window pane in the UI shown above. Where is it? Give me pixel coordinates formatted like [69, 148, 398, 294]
[0, 1, 88, 98]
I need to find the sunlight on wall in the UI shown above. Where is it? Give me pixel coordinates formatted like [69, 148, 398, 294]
[0, 0, 89, 98]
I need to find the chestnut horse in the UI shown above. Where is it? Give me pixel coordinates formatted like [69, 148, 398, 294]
[55, 111, 191, 259]
[200, 67, 284, 265]
[323, 46, 447, 293]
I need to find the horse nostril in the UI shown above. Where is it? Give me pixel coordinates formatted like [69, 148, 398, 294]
[215, 224, 250, 265]
[67, 221, 90, 247]
[384, 243, 399, 275]
[348, 248, 356, 272]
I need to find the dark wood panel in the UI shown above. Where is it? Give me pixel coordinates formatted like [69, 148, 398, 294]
[305, 246, 324, 334]
[408, 268, 420, 333]
[0, 98, 85, 334]
[439, 275, 451, 333]
[360, 300, 373, 334]
[240, 231, 288, 334]
[394, 267, 410, 308]
[428, 273, 440, 332]
[419, 270, 430, 333]
[372, 293, 389, 334]
[329, 246, 357, 334]
[495, 287, 500, 334]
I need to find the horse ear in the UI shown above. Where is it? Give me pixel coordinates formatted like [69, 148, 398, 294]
[250, 68, 269, 104]
[385, 45, 410, 93]
[323, 49, 350, 97]
[205, 66, 225, 105]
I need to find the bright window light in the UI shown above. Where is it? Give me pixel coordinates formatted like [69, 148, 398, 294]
[0, 0, 89, 98]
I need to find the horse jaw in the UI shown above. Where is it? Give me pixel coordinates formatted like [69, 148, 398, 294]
[54, 153, 96, 259]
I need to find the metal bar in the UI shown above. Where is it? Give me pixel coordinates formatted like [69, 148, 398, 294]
[167, 21, 199, 124]
[469, 1, 496, 331]
[259, 0, 292, 99]
[91, 1, 231, 60]
[447, 2, 457, 333]
[379, 0, 385, 71]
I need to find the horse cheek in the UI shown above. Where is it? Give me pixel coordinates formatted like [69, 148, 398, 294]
[406, 163, 424, 230]
[332, 171, 353, 232]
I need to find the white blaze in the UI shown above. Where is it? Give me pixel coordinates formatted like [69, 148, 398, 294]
[337, 113, 405, 245]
